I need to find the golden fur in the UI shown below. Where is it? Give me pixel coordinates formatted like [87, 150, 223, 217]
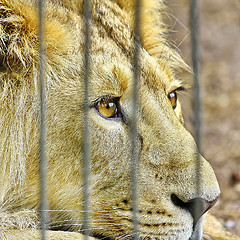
[0, 0, 239, 239]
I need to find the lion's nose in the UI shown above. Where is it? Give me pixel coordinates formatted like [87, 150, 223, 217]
[171, 194, 219, 226]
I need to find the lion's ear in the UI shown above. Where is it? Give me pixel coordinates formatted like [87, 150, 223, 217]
[113, 0, 167, 57]
[58, 0, 84, 14]
[59, 0, 166, 57]
[60, 0, 166, 57]
[114, 0, 188, 71]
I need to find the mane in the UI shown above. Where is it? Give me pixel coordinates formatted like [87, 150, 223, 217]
[0, 0, 78, 206]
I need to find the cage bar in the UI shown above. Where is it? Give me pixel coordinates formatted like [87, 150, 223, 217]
[130, 0, 142, 239]
[190, 0, 202, 239]
[38, 0, 48, 239]
[191, 0, 202, 149]
[82, 0, 91, 239]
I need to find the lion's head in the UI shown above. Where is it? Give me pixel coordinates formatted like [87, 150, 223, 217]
[0, 0, 220, 239]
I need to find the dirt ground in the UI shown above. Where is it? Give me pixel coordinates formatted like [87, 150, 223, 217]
[167, 0, 240, 236]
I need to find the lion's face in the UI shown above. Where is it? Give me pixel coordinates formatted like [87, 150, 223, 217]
[38, 5, 219, 239]
[1, 0, 220, 239]
[42, 52, 220, 240]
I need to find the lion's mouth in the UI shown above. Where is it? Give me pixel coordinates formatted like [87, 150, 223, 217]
[189, 216, 205, 240]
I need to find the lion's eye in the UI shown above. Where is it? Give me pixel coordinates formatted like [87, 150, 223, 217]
[168, 91, 177, 110]
[96, 99, 118, 118]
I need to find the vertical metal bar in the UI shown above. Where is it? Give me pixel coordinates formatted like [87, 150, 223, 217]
[131, 0, 141, 239]
[38, 0, 48, 239]
[190, 0, 202, 238]
[83, 0, 91, 239]
[191, 0, 201, 150]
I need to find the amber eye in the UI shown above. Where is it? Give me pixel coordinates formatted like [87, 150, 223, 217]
[96, 99, 118, 118]
[168, 91, 177, 110]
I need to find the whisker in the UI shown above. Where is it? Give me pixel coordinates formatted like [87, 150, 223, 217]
[116, 231, 134, 240]
[169, 13, 189, 32]
[99, 230, 134, 240]
[49, 218, 129, 226]
[176, 32, 190, 50]
[141, 229, 153, 240]
[33, 208, 114, 214]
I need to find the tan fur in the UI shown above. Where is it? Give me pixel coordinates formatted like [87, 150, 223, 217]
[0, 0, 238, 239]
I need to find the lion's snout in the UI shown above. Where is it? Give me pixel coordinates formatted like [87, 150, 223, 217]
[171, 193, 219, 227]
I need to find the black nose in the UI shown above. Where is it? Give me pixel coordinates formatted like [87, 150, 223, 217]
[171, 194, 218, 227]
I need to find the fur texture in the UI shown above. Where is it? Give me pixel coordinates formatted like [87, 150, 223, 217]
[0, 0, 238, 239]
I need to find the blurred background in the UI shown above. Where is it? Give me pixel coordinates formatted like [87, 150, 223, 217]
[167, 0, 240, 235]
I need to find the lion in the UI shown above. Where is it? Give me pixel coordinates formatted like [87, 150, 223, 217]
[0, 0, 239, 239]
